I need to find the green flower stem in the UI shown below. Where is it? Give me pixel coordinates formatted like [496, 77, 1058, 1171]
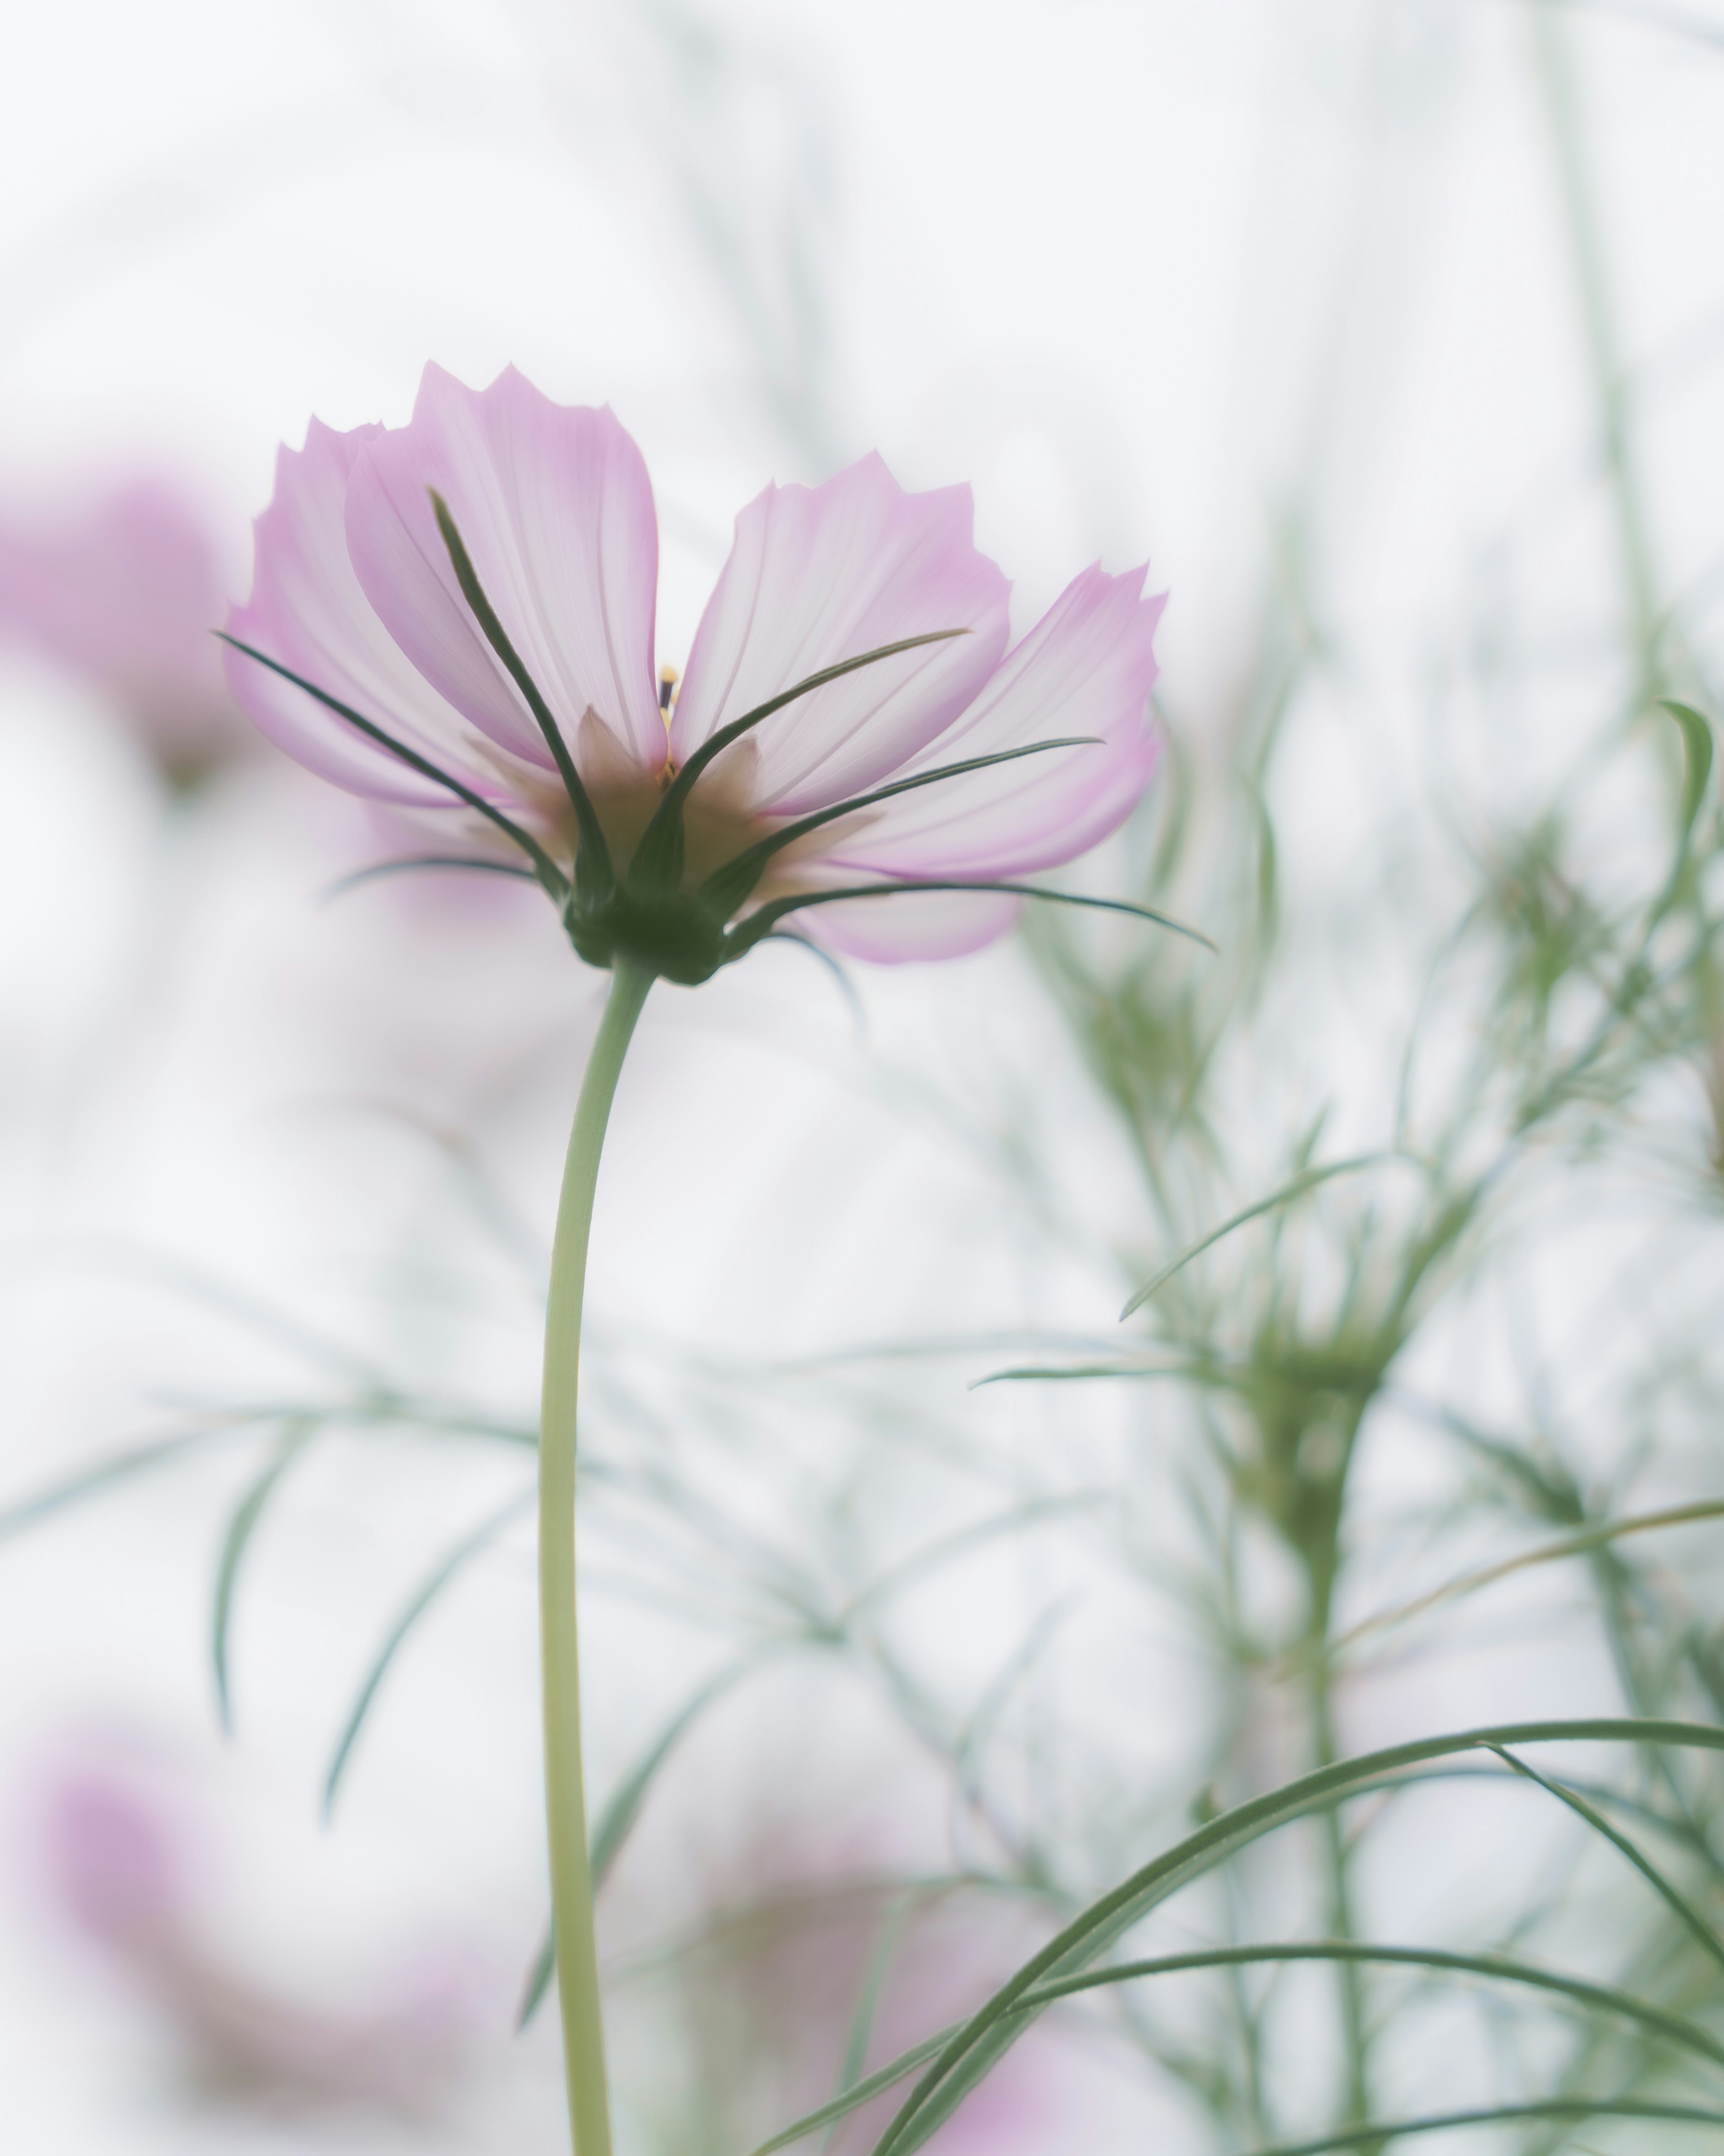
[541, 956, 654, 2156]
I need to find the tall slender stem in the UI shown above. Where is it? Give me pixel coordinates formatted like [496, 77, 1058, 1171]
[541, 957, 654, 2156]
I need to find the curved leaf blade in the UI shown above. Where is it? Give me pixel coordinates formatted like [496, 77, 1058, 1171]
[865, 1719, 1724, 2156]
[324, 1489, 534, 1815]
[1121, 1154, 1401, 1320]
[213, 1421, 315, 1734]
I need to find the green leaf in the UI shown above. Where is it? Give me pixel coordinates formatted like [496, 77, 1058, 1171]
[840, 1495, 1104, 1627]
[516, 1923, 558, 2032]
[1020, 1938, 1724, 2072]
[725, 880, 1214, 965]
[828, 1897, 919, 2149]
[1489, 1745, 1724, 1973]
[1659, 698, 1714, 843]
[1120, 1154, 1402, 1318]
[863, 1719, 1724, 2156]
[321, 855, 539, 902]
[427, 491, 614, 902]
[972, 1359, 1230, 1389]
[695, 736, 1100, 917]
[1244, 2098, 1724, 2156]
[324, 1489, 535, 1815]
[630, 630, 971, 891]
[747, 2029, 958, 2156]
[1335, 1496, 1724, 1656]
[219, 634, 568, 896]
[517, 1646, 790, 2029]
[213, 1422, 315, 1734]
[0, 1427, 228, 1545]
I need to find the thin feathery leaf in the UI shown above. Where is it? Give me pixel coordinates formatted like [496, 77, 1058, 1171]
[1120, 1154, 1404, 1319]
[1334, 1497, 1724, 1655]
[518, 1649, 786, 2030]
[828, 1898, 919, 2151]
[972, 1360, 1229, 1389]
[218, 635, 567, 894]
[840, 1495, 1105, 1627]
[427, 491, 614, 899]
[321, 855, 539, 902]
[1242, 2099, 1724, 2156]
[324, 1490, 534, 1816]
[865, 1720, 1724, 2156]
[517, 1924, 558, 2033]
[213, 1422, 314, 1734]
[728, 880, 1214, 962]
[1021, 1939, 1724, 2072]
[1489, 1745, 1724, 1973]
[761, 930, 867, 1031]
[695, 736, 1099, 916]
[1659, 697, 1715, 842]
[748, 2030, 957, 2156]
[0, 1427, 229, 1544]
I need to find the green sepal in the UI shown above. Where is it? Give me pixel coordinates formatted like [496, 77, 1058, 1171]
[626, 629, 969, 895]
[720, 878, 1215, 969]
[218, 634, 568, 898]
[695, 735, 1099, 919]
[428, 491, 615, 905]
[322, 855, 539, 903]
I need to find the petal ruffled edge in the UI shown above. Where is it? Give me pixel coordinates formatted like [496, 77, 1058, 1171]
[224, 416, 497, 808]
[670, 453, 1011, 813]
[818, 564, 1165, 883]
[344, 364, 665, 783]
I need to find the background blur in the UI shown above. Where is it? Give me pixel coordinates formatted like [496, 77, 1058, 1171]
[3, 1, 1724, 2151]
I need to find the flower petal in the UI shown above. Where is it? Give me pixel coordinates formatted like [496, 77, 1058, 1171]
[818, 565, 1164, 882]
[797, 885, 1023, 964]
[224, 418, 492, 807]
[344, 364, 664, 781]
[671, 454, 1010, 813]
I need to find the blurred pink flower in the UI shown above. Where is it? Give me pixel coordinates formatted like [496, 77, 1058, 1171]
[225, 363, 1163, 970]
[42, 1758, 476, 2121]
[0, 477, 245, 785]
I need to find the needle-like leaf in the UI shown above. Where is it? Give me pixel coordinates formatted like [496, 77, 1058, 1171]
[428, 491, 614, 901]
[321, 855, 539, 903]
[213, 1421, 315, 1735]
[324, 1490, 534, 1816]
[219, 635, 567, 895]
[1120, 1154, 1403, 1319]
[724, 879, 1213, 965]
[695, 736, 1099, 917]
[629, 630, 970, 891]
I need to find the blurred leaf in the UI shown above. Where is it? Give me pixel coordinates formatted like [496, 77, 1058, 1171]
[863, 1719, 1724, 2156]
[1334, 1497, 1724, 1654]
[1121, 1155, 1402, 1318]
[519, 1645, 794, 2029]
[1022, 1938, 1724, 2072]
[1244, 2097, 1724, 2155]
[748, 2029, 956, 2156]
[1489, 1746, 1724, 1973]
[324, 1487, 535, 1815]
[0, 1425, 229, 1544]
[212, 1420, 315, 1734]
[1659, 698, 1715, 845]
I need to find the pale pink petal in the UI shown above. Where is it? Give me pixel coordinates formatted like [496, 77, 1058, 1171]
[820, 566, 1163, 882]
[798, 885, 1023, 964]
[0, 481, 235, 761]
[224, 419, 498, 808]
[670, 454, 1011, 813]
[345, 365, 664, 780]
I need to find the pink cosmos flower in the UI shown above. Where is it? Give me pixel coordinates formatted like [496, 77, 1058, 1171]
[41, 1756, 477, 2121]
[224, 364, 1165, 979]
[0, 477, 245, 785]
